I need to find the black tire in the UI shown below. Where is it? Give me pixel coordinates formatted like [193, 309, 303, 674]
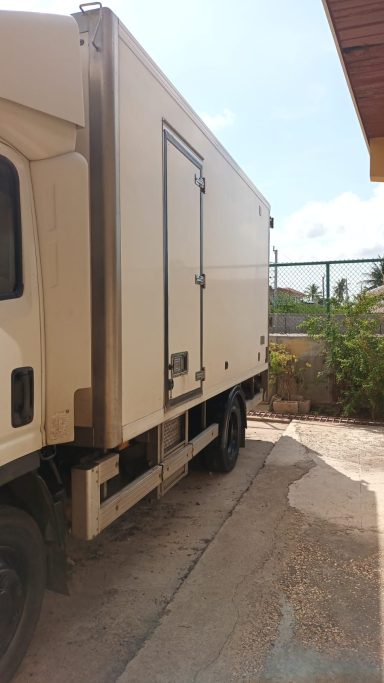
[0, 505, 46, 683]
[204, 397, 242, 473]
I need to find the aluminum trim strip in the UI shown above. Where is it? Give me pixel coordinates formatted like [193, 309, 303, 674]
[99, 465, 162, 530]
[82, 8, 122, 447]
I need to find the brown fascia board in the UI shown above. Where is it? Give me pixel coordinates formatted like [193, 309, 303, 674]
[321, 0, 369, 149]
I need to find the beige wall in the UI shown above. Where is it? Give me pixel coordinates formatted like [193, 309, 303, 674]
[270, 334, 333, 405]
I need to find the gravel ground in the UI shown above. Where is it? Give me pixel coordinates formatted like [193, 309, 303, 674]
[13, 420, 384, 683]
[13, 422, 282, 683]
[119, 421, 384, 683]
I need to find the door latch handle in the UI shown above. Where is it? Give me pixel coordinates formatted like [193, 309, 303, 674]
[195, 274, 206, 288]
[11, 367, 34, 427]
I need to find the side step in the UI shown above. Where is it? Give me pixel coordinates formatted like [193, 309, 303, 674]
[72, 423, 219, 540]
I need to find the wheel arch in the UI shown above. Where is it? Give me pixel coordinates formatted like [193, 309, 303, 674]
[0, 503, 47, 683]
[1, 466, 67, 594]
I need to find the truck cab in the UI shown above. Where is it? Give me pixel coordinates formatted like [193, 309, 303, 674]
[0, 12, 91, 681]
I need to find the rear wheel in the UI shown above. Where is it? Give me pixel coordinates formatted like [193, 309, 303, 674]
[204, 397, 242, 473]
[0, 505, 46, 683]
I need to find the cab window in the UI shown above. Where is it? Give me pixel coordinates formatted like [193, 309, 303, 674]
[0, 156, 23, 300]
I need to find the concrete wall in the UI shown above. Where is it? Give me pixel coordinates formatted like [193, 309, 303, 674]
[269, 334, 333, 406]
[270, 314, 313, 335]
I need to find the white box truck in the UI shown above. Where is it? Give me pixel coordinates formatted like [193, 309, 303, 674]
[0, 5, 270, 679]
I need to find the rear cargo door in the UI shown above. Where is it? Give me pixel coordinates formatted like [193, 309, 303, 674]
[164, 129, 204, 406]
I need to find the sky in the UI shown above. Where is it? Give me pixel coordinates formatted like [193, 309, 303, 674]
[2, 0, 383, 262]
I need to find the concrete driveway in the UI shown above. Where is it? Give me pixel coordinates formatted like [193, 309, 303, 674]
[119, 421, 384, 683]
[14, 420, 384, 682]
[13, 422, 282, 683]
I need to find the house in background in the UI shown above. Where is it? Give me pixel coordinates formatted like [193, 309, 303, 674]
[269, 286, 306, 305]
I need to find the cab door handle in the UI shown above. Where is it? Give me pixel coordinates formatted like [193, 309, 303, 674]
[11, 367, 34, 427]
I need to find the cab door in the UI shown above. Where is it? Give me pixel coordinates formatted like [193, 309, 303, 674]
[0, 144, 42, 468]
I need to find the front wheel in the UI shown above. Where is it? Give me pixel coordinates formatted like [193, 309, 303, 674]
[0, 505, 46, 683]
[204, 397, 242, 473]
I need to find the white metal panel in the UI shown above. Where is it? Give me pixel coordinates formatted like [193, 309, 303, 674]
[0, 144, 42, 466]
[119, 40, 164, 428]
[166, 138, 202, 401]
[0, 98, 77, 162]
[0, 11, 84, 126]
[118, 24, 269, 436]
[31, 153, 92, 444]
[203, 157, 270, 391]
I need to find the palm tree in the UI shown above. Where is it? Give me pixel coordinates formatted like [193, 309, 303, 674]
[305, 283, 320, 302]
[363, 258, 384, 290]
[333, 277, 348, 303]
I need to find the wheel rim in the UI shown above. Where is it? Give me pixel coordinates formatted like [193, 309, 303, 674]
[226, 411, 239, 462]
[0, 548, 25, 658]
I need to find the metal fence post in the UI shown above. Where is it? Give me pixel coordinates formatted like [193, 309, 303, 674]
[273, 246, 278, 301]
[326, 262, 330, 315]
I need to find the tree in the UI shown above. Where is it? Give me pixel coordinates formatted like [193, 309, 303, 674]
[363, 257, 384, 290]
[333, 277, 348, 304]
[305, 283, 320, 302]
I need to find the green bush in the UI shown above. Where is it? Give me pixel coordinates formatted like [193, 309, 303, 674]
[300, 292, 384, 419]
[270, 293, 325, 314]
[269, 342, 310, 400]
[270, 292, 349, 314]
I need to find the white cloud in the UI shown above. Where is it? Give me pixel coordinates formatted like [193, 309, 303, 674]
[277, 185, 384, 262]
[200, 108, 235, 132]
[307, 223, 326, 238]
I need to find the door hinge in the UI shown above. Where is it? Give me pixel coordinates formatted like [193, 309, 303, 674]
[195, 273, 206, 288]
[168, 378, 174, 391]
[195, 368, 206, 382]
[195, 175, 206, 193]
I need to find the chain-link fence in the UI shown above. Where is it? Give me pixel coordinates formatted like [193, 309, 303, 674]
[269, 258, 384, 334]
